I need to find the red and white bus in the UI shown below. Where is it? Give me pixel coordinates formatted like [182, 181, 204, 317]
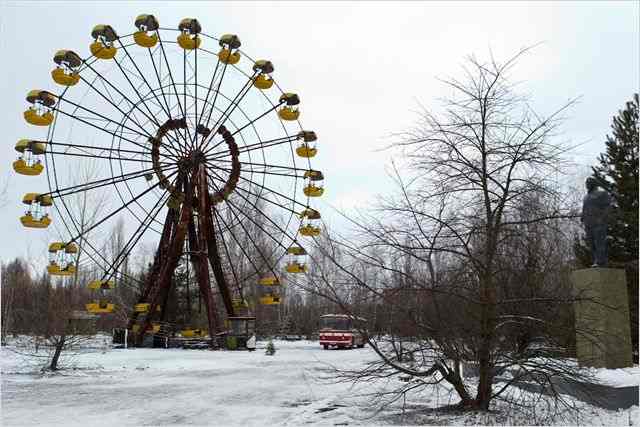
[319, 314, 366, 349]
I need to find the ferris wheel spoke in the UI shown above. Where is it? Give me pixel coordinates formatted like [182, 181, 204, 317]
[46, 163, 178, 199]
[202, 101, 286, 156]
[230, 172, 308, 211]
[194, 46, 199, 149]
[239, 161, 308, 174]
[116, 40, 175, 121]
[211, 207, 266, 288]
[101, 189, 171, 281]
[208, 177, 280, 279]
[182, 55, 201, 142]
[235, 135, 297, 155]
[52, 106, 167, 156]
[78, 63, 184, 158]
[183, 49, 193, 151]
[55, 105, 176, 159]
[110, 54, 186, 151]
[56, 95, 151, 139]
[70, 115, 110, 123]
[211, 158, 308, 175]
[156, 30, 194, 148]
[65, 169, 179, 243]
[47, 140, 163, 159]
[99, 75, 122, 108]
[221, 198, 302, 283]
[103, 194, 170, 281]
[45, 170, 169, 290]
[196, 59, 222, 153]
[208, 207, 244, 297]
[197, 72, 258, 153]
[207, 134, 297, 161]
[76, 55, 101, 74]
[230, 184, 301, 220]
[53, 98, 163, 152]
[219, 179, 301, 257]
[146, 44, 182, 145]
[200, 59, 231, 147]
[47, 149, 157, 164]
[77, 64, 159, 137]
[228, 101, 286, 139]
[212, 162, 303, 180]
[199, 53, 221, 122]
[51, 202, 145, 287]
[208, 168, 301, 247]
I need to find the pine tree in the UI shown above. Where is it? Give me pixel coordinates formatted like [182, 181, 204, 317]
[265, 339, 276, 355]
[577, 93, 638, 359]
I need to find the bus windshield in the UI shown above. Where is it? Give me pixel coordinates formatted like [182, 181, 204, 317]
[320, 316, 351, 331]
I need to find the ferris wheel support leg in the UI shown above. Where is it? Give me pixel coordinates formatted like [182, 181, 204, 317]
[187, 212, 220, 346]
[137, 183, 192, 346]
[126, 204, 177, 335]
[198, 166, 236, 318]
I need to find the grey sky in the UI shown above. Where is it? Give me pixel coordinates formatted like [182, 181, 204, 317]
[0, 1, 638, 269]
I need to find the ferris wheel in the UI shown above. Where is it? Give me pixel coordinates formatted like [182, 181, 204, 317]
[13, 15, 323, 340]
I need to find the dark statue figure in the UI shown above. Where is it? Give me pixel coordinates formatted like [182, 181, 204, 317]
[581, 177, 611, 267]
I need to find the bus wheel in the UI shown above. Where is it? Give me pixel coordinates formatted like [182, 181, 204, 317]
[323, 344, 328, 350]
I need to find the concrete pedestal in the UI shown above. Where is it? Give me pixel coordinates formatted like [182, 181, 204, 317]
[572, 268, 633, 368]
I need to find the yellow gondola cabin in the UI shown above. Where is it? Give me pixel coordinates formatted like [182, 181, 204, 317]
[253, 60, 274, 89]
[14, 139, 46, 176]
[90, 25, 118, 59]
[177, 18, 202, 50]
[51, 50, 82, 86]
[218, 34, 241, 64]
[86, 280, 115, 314]
[278, 93, 300, 121]
[20, 193, 52, 228]
[24, 90, 56, 126]
[134, 14, 159, 48]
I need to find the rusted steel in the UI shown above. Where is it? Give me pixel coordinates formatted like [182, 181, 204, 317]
[137, 176, 192, 344]
[187, 177, 219, 339]
[198, 165, 236, 317]
[126, 127, 244, 345]
[126, 178, 181, 333]
[209, 125, 241, 205]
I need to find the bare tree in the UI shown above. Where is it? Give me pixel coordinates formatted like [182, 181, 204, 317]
[297, 49, 599, 416]
[45, 159, 110, 370]
[1, 259, 33, 344]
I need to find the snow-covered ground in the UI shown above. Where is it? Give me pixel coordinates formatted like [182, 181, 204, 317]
[588, 365, 640, 387]
[1, 337, 638, 426]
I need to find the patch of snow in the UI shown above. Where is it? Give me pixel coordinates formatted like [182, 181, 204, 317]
[589, 365, 640, 387]
[2, 338, 638, 426]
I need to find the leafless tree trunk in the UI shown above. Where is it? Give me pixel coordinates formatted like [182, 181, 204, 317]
[290, 49, 597, 415]
[48, 159, 109, 370]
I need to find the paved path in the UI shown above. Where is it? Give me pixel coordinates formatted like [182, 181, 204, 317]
[507, 377, 638, 411]
[463, 363, 638, 410]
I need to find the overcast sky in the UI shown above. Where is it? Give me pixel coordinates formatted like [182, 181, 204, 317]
[0, 1, 638, 268]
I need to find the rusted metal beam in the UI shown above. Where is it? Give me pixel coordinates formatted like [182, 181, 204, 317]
[187, 182, 219, 342]
[198, 166, 236, 317]
[126, 181, 180, 333]
[136, 177, 192, 345]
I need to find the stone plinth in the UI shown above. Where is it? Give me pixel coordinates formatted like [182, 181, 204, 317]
[572, 268, 633, 368]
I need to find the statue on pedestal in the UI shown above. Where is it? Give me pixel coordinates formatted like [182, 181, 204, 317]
[580, 177, 611, 267]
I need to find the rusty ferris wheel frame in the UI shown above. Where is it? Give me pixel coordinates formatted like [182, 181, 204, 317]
[14, 16, 323, 344]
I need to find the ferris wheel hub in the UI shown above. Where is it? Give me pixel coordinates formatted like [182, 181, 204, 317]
[177, 149, 205, 172]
